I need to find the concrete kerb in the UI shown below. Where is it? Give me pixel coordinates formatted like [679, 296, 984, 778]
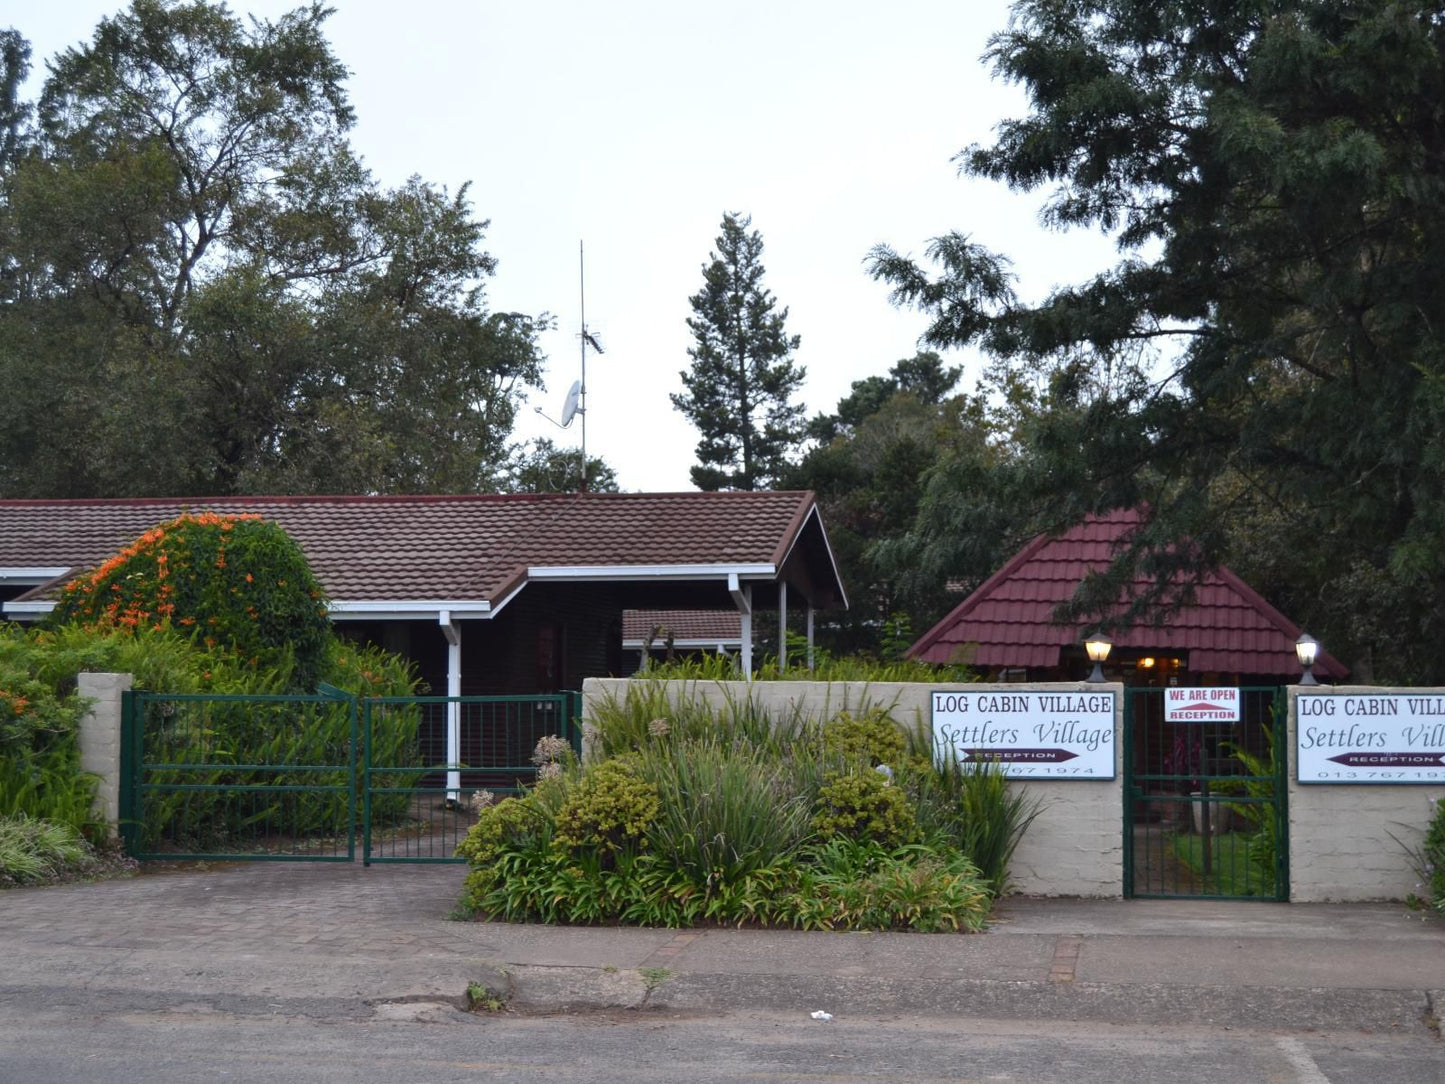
[2, 862, 1442, 1036]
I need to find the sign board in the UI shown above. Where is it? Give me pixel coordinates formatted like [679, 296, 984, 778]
[1297, 693, 1445, 783]
[1165, 687, 1241, 724]
[930, 690, 1116, 779]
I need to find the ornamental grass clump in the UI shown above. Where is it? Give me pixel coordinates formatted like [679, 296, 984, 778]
[586, 676, 816, 758]
[633, 739, 813, 887]
[48, 513, 331, 691]
[1401, 796, 1445, 916]
[902, 720, 1043, 897]
[0, 814, 100, 887]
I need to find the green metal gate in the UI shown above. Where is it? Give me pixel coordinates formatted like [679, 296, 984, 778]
[362, 692, 582, 865]
[120, 688, 581, 864]
[120, 686, 359, 861]
[1123, 686, 1289, 900]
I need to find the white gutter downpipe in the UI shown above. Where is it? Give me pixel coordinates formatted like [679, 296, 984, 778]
[729, 573, 753, 681]
[778, 581, 788, 671]
[440, 611, 462, 804]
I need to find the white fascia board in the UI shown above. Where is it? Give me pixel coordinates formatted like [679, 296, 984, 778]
[485, 580, 528, 620]
[328, 600, 490, 620]
[777, 504, 849, 611]
[4, 597, 495, 622]
[0, 567, 71, 583]
[527, 563, 775, 582]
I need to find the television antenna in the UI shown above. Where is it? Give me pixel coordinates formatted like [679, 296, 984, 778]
[533, 241, 603, 491]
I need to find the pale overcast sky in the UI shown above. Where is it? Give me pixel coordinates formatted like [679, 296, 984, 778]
[14, 1, 1119, 492]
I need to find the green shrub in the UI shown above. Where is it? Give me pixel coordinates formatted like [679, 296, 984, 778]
[822, 708, 908, 768]
[48, 513, 331, 691]
[0, 613, 423, 849]
[552, 758, 659, 860]
[1424, 798, 1445, 914]
[455, 777, 571, 916]
[1401, 796, 1445, 915]
[902, 719, 1043, 897]
[458, 833, 992, 932]
[634, 739, 813, 888]
[1221, 724, 1280, 898]
[0, 632, 101, 835]
[812, 769, 917, 847]
[786, 837, 991, 932]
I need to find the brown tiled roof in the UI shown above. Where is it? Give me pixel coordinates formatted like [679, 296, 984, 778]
[622, 609, 743, 645]
[908, 508, 1348, 679]
[0, 492, 834, 608]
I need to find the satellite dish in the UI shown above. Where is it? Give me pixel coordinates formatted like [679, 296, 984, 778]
[559, 380, 582, 427]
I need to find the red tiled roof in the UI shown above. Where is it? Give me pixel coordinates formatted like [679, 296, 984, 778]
[622, 609, 743, 645]
[0, 492, 840, 609]
[908, 508, 1348, 679]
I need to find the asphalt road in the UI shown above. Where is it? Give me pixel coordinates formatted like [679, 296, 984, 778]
[2, 999, 1442, 1083]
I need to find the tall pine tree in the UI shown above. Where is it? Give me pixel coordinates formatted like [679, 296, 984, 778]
[672, 212, 805, 491]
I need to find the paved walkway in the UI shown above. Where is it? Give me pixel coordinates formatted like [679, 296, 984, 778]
[1, 861, 1442, 1036]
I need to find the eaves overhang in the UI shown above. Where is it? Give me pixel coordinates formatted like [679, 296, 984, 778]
[526, 563, 777, 582]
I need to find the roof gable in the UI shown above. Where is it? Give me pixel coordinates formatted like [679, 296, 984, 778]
[908, 508, 1347, 679]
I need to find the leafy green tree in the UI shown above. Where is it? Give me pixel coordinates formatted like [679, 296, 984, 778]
[0, 29, 28, 169]
[782, 354, 991, 655]
[807, 352, 961, 444]
[672, 212, 805, 491]
[0, 2, 544, 498]
[870, 0, 1445, 682]
[506, 437, 620, 494]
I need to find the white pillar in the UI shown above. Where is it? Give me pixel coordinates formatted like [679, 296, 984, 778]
[741, 586, 753, 680]
[77, 672, 131, 836]
[440, 612, 461, 803]
[806, 605, 815, 671]
[729, 573, 754, 681]
[778, 582, 788, 671]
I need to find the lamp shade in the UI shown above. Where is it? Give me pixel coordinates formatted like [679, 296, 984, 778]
[1084, 637, 1112, 664]
[1294, 633, 1319, 668]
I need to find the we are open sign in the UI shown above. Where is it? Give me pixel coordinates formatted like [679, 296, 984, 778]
[1164, 687, 1241, 724]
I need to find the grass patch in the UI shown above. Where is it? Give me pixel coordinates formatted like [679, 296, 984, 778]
[1167, 831, 1274, 897]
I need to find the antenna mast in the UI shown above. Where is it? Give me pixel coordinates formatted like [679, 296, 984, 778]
[578, 240, 604, 493]
[579, 240, 587, 493]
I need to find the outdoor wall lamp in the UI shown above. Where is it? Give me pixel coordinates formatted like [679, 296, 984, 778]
[1084, 636, 1112, 683]
[1295, 633, 1320, 686]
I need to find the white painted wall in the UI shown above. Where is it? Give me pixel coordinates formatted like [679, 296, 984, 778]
[1286, 686, 1445, 903]
[77, 671, 132, 837]
[582, 678, 1124, 898]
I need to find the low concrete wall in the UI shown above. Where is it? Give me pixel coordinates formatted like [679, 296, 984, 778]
[582, 678, 1124, 898]
[1287, 685, 1445, 903]
[77, 671, 132, 836]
